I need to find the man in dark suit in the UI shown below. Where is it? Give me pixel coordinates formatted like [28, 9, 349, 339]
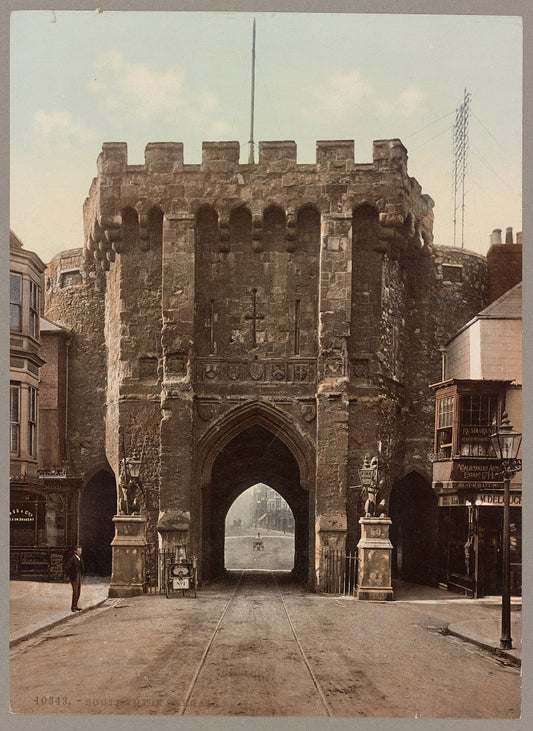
[64, 545, 84, 611]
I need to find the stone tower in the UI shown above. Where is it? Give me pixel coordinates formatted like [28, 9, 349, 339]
[44, 138, 487, 589]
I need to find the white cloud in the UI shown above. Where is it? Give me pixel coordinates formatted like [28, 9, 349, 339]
[318, 70, 373, 115]
[33, 109, 94, 143]
[91, 51, 185, 114]
[399, 86, 424, 116]
[311, 72, 424, 120]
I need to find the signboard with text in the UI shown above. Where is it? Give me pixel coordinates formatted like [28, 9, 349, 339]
[439, 492, 522, 507]
[450, 458, 501, 482]
[10, 505, 36, 528]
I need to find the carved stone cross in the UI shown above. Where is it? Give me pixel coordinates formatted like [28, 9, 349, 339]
[244, 288, 264, 348]
[207, 299, 215, 354]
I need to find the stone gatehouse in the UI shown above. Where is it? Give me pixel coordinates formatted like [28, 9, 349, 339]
[43, 138, 487, 589]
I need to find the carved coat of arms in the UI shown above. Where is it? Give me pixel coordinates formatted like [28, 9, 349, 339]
[227, 363, 241, 381]
[294, 364, 308, 381]
[249, 361, 264, 381]
[301, 402, 316, 422]
[205, 363, 218, 380]
[272, 364, 286, 381]
[196, 402, 219, 422]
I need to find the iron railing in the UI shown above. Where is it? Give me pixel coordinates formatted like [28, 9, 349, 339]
[142, 547, 190, 593]
[320, 548, 358, 596]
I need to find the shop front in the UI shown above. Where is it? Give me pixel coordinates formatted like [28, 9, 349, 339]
[10, 475, 82, 581]
[436, 488, 521, 597]
[431, 379, 522, 598]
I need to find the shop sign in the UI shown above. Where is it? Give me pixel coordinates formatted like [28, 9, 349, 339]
[451, 459, 501, 482]
[434, 480, 502, 492]
[461, 426, 492, 438]
[439, 494, 463, 506]
[439, 492, 522, 507]
[10, 506, 36, 525]
[475, 493, 522, 507]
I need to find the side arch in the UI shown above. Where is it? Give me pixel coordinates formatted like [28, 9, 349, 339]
[389, 470, 438, 586]
[79, 468, 117, 576]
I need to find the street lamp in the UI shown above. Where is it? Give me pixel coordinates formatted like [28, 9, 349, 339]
[119, 446, 145, 515]
[126, 452, 142, 480]
[490, 412, 522, 650]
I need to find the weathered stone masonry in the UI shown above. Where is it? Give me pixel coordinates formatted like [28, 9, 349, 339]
[44, 138, 487, 588]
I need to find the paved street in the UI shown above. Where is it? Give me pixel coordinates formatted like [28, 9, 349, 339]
[10, 566, 520, 718]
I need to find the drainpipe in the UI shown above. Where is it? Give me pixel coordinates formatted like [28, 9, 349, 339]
[65, 336, 71, 467]
[438, 346, 447, 381]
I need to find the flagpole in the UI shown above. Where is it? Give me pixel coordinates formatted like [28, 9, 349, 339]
[248, 18, 256, 164]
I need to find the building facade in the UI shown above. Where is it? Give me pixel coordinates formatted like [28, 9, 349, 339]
[9, 231, 86, 579]
[431, 230, 522, 597]
[252, 483, 295, 534]
[43, 138, 490, 589]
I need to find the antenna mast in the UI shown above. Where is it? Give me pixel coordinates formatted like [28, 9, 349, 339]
[452, 88, 471, 248]
[248, 18, 256, 164]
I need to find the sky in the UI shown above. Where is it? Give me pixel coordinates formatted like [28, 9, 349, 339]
[10, 10, 522, 263]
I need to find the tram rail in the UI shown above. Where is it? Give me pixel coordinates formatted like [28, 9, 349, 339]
[177, 570, 333, 717]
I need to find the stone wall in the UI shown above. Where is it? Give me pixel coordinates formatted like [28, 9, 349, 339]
[44, 250, 108, 477]
[45, 137, 490, 587]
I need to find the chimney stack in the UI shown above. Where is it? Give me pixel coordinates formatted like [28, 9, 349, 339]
[490, 228, 502, 245]
[486, 226, 522, 304]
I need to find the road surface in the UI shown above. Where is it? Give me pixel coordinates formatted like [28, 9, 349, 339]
[10, 559, 520, 717]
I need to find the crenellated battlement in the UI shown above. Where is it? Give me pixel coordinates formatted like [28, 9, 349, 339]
[82, 137, 440, 278]
[96, 138, 410, 172]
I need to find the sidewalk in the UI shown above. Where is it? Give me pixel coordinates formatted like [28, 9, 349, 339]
[393, 580, 522, 666]
[9, 577, 110, 647]
[9, 577, 521, 665]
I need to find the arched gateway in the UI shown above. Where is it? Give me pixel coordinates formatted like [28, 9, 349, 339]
[195, 400, 315, 582]
[43, 138, 488, 594]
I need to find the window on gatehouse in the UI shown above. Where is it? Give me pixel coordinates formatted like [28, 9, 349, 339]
[148, 206, 163, 248]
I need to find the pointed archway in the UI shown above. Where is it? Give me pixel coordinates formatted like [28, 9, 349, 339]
[195, 401, 315, 586]
[79, 469, 116, 576]
[389, 471, 438, 586]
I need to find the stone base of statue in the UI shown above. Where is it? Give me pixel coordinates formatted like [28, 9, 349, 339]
[356, 516, 394, 601]
[108, 515, 147, 598]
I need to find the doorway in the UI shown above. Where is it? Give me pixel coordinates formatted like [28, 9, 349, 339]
[79, 469, 116, 576]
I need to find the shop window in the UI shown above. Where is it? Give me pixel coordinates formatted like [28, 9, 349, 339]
[29, 280, 39, 338]
[461, 394, 498, 426]
[436, 396, 454, 455]
[10, 273, 22, 332]
[10, 384, 20, 454]
[460, 394, 498, 456]
[28, 386, 37, 457]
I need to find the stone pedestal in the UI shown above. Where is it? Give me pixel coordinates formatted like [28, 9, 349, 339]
[108, 515, 147, 598]
[356, 517, 394, 601]
[157, 509, 190, 551]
